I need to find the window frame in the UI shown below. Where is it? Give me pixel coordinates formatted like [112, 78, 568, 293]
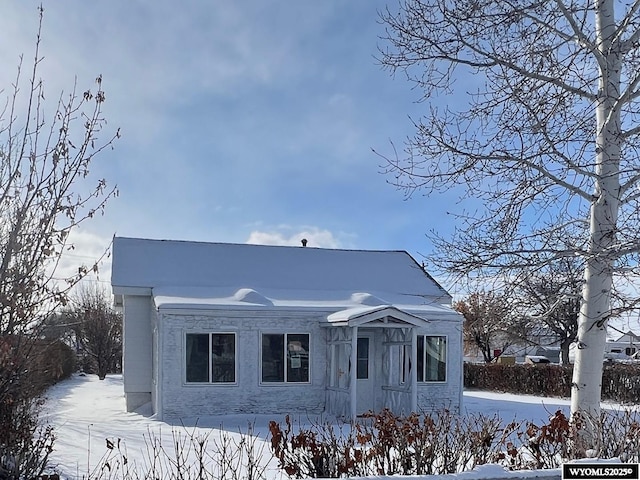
[260, 332, 311, 385]
[184, 332, 238, 385]
[416, 334, 448, 383]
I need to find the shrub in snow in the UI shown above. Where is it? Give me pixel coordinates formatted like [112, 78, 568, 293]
[268, 408, 640, 478]
[74, 424, 270, 480]
[268, 409, 507, 477]
[0, 337, 63, 479]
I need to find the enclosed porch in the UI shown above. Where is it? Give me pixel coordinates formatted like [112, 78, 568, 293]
[323, 306, 430, 419]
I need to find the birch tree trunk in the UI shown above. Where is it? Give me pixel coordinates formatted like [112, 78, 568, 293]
[571, 0, 622, 418]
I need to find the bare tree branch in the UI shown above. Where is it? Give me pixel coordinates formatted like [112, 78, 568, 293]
[378, 0, 640, 437]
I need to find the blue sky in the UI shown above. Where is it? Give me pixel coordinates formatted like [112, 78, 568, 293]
[1, 2, 465, 287]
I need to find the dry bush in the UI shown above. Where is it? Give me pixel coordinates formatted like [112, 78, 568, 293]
[78, 424, 270, 480]
[268, 408, 640, 478]
[0, 337, 66, 479]
[268, 415, 364, 478]
[268, 410, 508, 477]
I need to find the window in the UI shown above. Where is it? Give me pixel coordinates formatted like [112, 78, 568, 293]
[261, 333, 309, 383]
[356, 337, 369, 379]
[185, 333, 236, 383]
[417, 335, 447, 382]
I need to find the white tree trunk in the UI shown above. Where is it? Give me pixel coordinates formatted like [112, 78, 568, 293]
[570, 0, 621, 423]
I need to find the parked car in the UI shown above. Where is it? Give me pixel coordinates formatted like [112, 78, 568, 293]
[525, 355, 551, 364]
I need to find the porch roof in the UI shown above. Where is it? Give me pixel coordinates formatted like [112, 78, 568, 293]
[325, 305, 430, 328]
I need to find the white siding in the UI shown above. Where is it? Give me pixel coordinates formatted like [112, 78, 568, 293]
[159, 309, 327, 421]
[416, 319, 463, 413]
[122, 295, 154, 411]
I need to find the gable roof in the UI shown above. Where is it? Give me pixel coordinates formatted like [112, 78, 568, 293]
[111, 236, 453, 309]
[613, 331, 640, 343]
[326, 305, 431, 327]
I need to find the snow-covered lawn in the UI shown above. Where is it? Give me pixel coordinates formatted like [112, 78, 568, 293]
[40, 374, 616, 479]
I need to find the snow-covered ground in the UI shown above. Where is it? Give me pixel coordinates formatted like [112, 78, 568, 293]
[41, 374, 622, 479]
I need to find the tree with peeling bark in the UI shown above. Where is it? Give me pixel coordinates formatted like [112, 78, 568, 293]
[377, 0, 640, 444]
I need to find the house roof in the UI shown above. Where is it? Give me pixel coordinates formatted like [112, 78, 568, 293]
[613, 331, 640, 343]
[111, 236, 454, 313]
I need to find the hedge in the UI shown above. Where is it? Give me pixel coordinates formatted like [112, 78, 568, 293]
[464, 362, 640, 403]
[0, 336, 77, 397]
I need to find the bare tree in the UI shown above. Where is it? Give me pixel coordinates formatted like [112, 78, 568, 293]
[377, 0, 640, 434]
[68, 284, 121, 380]
[513, 257, 582, 364]
[454, 291, 515, 363]
[0, 8, 118, 338]
[0, 7, 117, 474]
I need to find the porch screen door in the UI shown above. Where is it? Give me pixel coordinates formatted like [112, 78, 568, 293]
[356, 334, 375, 413]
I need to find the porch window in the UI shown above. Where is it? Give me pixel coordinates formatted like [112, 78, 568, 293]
[356, 337, 369, 379]
[185, 333, 236, 383]
[417, 335, 447, 382]
[261, 333, 310, 383]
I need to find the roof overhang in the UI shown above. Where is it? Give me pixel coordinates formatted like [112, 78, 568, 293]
[325, 305, 430, 328]
[112, 286, 153, 308]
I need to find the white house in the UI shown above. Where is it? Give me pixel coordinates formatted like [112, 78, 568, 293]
[607, 331, 640, 357]
[111, 237, 463, 421]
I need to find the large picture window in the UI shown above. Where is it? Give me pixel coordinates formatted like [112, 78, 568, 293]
[261, 333, 310, 383]
[185, 333, 236, 383]
[417, 335, 447, 382]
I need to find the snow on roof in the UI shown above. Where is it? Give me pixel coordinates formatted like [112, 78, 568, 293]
[111, 236, 453, 308]
[326, 305, 431, 327]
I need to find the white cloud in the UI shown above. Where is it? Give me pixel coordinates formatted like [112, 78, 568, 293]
[246, 227, 344, 249]
[55, 229, 114, 286]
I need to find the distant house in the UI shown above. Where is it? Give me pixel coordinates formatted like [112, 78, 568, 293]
[111, 237, 463, 421]
[567, 330, 640, 363]
[606, 331, 640, 357]
[463, 324, 562, 364]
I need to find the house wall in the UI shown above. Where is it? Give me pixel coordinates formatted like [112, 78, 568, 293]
[158, 309, 327, 421]
[416, 319, 463, 413]
[122, 295, 154, 411]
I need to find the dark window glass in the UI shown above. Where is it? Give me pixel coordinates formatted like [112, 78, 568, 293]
[401, 345, 410, 384]
[262, 333, 310, 383]
[186, 334, 209, 382]
[211, 333, 235, 383]
[417, 336, 424, 382]
[186, 333, 236, 383]
[287, 334, 310, 383]
[356, 337, 369, 380]
[424, 336, 446, 382]
[262, 334, 285, 382]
